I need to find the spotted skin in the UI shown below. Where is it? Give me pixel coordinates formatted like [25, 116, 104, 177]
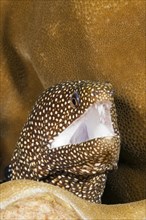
[10, 80, 120, 203]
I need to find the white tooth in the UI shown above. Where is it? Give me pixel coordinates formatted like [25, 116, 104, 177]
[97, 104, 105, 124]
[98, 104, 105, 116]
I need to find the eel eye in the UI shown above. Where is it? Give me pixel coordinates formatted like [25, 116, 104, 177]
[71, 91, 80, 108]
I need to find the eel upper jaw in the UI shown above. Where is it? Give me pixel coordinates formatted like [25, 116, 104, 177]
[50, 101, 116, 149]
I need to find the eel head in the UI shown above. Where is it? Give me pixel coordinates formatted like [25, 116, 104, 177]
[10, 80, 120, 203]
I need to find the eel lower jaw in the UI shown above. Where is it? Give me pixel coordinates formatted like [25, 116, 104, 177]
[50, 101, 116, 149]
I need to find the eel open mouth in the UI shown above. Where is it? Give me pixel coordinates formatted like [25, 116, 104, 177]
[51, 101, 115, 148]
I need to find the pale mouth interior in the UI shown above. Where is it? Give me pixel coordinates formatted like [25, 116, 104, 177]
[50, 101, 115, 148]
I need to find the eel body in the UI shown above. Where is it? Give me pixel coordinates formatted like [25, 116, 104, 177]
[10, 80, 120, 203]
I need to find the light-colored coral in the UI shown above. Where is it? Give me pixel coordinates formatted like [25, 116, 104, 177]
[0, 180, 145, 220]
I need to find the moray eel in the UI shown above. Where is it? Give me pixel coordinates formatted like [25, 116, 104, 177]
[9, 80, 120, 203]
